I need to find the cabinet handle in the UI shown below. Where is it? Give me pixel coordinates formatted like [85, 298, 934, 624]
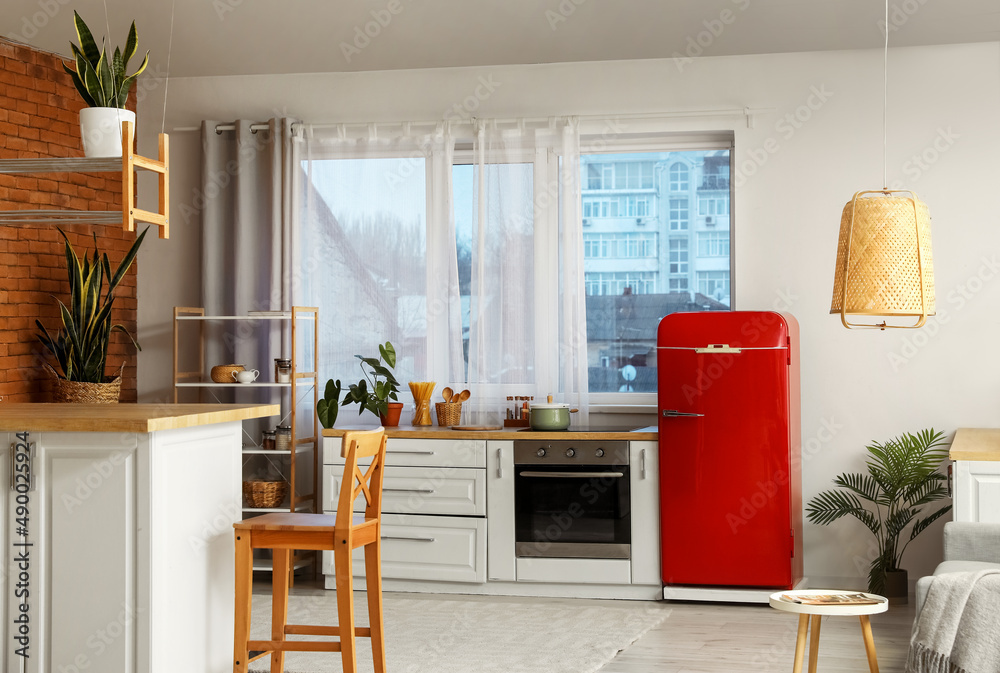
[391, 450, 436, 455]
[383, 488, 435, 494]
[947, 463, 953, 498]
[518, 471, 625, 479]
[497, 448, 503, 479]
[641, 448, 646, 480]
[381, 535, 436, 543]
[661, 409, 704, 418]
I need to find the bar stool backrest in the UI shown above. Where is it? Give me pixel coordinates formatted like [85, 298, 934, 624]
[336, 427, 388, 530]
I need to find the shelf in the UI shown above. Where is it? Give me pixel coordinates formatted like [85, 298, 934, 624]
[242, 444, 314, 455]
[0, 122, 170, 239]
[175, 382, 315, 388]
[175, 314, 316, 321]
[242, 497, 314, 514]
[252, 557, 314, 573]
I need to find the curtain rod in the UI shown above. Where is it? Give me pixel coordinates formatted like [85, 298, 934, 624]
[171, 106, 773, 134]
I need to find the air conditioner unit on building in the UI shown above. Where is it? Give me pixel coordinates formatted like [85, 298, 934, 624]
[583, 218, 590, 226]
[705, 216, 714, 226]
[636, 217, 644, 225]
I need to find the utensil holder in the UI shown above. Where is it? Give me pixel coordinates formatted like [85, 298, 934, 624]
[435, 402, 463, 427]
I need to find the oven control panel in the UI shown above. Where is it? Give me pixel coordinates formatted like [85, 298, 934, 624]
[513, 440, 628, 466]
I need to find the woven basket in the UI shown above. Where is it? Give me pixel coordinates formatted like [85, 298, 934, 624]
[45, 363, 122, 404]
[435, 402, 463, 427]
[243, 480, 288, 508]
[211, 364, 245, 383]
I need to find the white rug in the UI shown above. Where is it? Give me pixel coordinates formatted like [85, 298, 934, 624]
[247, 591, 670, 673]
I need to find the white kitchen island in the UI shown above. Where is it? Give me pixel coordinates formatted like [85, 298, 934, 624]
[0, 403, 278, 673]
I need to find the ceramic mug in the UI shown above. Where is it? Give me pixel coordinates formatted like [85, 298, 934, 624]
[233, 369, 259, 384]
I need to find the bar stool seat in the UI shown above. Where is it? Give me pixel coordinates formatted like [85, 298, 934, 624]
[233, 428, 388, 673]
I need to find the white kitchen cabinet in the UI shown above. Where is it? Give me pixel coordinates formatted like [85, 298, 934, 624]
[630, 440, 661, 585]
[322, 436, 487, 586]
[486, 440, 516, 581]
[953, 461, 1000, 523]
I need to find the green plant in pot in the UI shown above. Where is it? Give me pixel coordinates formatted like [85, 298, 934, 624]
[341, 342, 403, 426]
[35, 227, 149, 402]
[64, 10, 149, 157]
[316, 379, 342, 429]
[806, 429, 951, 602]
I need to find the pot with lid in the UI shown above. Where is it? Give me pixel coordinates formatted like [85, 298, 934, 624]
[529, 395, 579, 431]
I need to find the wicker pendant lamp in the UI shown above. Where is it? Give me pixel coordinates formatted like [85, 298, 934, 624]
[830, 1, 935, 330]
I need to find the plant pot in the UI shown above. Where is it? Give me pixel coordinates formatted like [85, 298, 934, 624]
[44, 363, 122, 404]
[883, 568, 908, 605]
[378, 402, 404, 427]
[79, 107, 135, 158]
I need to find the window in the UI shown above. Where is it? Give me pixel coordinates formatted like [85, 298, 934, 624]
[585, 271, 657, 296]
[581, 148, 732, 396]
[697, 270, 730, 301]
[583, 198, 618, 218]
[583, 233, 657, 259]
[669, 238, 688, 274]
[698, 232, 730, 257]
[669, 162, 689, 191]
[699, 197, 729, 216]
[669, 199, 688, 231]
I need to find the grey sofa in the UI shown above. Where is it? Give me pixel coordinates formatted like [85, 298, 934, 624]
[915, 521, 1000, 614]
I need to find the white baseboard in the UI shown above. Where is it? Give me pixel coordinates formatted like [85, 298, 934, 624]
[662, 577, 809, 604]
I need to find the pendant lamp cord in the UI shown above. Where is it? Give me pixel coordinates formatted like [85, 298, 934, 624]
[882, 0, 888, 191]
[161, 0, 176, 135]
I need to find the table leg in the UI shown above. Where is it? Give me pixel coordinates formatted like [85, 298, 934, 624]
[792, 614, 809, 673]
[807, 615, 822, 673]
[859, 615, 880, 673]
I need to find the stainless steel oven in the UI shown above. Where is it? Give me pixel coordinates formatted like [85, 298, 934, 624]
[513, 440, 630, 560]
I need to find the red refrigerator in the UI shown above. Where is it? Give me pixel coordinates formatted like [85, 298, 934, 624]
[657, 311, 802, 592]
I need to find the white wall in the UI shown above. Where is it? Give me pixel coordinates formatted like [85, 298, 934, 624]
[137, 42, 1000, 587]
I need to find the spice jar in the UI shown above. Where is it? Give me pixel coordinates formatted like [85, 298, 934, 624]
[274, 358, 292, 383]
[261, 430, 276, 451]
[275, 425, 291, 452]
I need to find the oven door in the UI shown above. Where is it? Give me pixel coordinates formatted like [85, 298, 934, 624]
[514, 464, 630, 559]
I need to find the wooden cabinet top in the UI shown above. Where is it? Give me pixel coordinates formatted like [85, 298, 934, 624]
[950, 428, 1000, 461]
[321, 424, 658, 441]
[0, 403, 279, 433]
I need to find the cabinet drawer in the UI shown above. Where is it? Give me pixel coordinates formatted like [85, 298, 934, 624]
[322, 513, 486, 583]
[323, 437, 485, 468]
[323, 464, 486, 516]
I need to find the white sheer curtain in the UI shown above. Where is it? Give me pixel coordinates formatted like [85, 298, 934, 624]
[465, 118, 588, 419]
[298, 123, 462, 406]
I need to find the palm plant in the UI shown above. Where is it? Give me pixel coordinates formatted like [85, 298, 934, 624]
[63, 11, 149, 109]
[806, 429, 951, 594]
[35, 227, 148, 383]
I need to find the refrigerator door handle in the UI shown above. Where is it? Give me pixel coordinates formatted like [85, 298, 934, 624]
[661, 409, 705, 418]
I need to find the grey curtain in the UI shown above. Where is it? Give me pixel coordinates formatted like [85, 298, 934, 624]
[200, 118, 298, 372]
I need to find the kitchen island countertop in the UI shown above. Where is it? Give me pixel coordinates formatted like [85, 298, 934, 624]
[950, 428, 1000, 461]
[322, 423, 657, 441]
[0, 402, 279, 433]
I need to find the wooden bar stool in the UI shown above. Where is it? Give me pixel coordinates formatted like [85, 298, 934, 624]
[769, 590, 888, 673]
[233, 427, 388, 673]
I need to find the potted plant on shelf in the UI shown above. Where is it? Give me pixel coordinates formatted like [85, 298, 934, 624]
[342, 341, 403, 426]
[806, 428, 952, 603]
[64, 10, 149, 157]
[35, 227, 149, 403]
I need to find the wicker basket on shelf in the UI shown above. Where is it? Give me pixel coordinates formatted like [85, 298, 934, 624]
[242, 479, 288, 508]
[435, 402, 463, 427]
[211, 364, 245, 383]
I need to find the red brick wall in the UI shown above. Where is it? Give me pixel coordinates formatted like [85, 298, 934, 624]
[0, 38, 138, 402]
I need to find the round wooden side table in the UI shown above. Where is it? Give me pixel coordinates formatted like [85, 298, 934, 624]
[769, 589, 889, 673]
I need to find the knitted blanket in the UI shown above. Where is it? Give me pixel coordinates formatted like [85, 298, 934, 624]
[906, 569, 1000, 673]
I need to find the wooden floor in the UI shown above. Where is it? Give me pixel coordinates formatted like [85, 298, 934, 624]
[283, 579, 915, 672]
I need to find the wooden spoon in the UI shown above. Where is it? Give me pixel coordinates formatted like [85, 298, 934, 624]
[442, 387, 454, 403]
[457, 389, 471, 402]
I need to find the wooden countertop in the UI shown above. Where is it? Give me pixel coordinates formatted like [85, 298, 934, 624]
[322, 424, 658, 441]
[0, 403, 280, 433]
[950, 428, 1000, 461]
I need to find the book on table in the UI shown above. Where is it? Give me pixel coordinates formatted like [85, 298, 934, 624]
[781, 593, 882, 606]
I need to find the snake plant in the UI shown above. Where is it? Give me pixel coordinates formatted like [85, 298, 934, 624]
[63, 11, 149, 108]
[806, 429, 952, 594]
[35, 227, 148, 382]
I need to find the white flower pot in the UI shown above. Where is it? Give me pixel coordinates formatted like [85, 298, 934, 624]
[79, 107, 135, 158]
